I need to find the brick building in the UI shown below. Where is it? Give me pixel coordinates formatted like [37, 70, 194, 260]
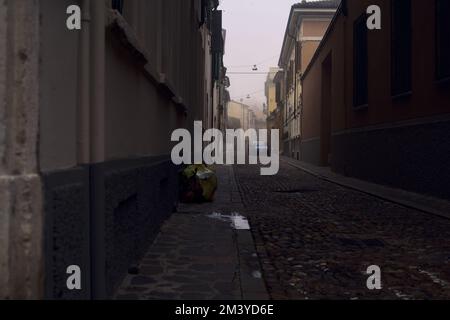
[301, 0, 450, 199]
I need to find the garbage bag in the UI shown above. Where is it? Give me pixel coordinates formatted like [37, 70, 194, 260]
[180, 164, 217, 203]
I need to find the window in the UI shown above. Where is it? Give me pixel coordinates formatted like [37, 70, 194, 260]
[353, 14, 368, 108]
[112, 0, 124, 14]
[436, 0, 450, 80]
[391, 0, 412, 96]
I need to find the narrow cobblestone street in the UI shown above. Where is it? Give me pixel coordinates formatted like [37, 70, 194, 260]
[118, 160, 450, 300]
[234, 160, 450, 300]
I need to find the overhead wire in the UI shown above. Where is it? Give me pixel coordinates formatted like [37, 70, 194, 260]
[231, 89, 266, 100]
[227, 54, 279, 69]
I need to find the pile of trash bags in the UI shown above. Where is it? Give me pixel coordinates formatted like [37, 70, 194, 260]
[180, 164, 218, 203]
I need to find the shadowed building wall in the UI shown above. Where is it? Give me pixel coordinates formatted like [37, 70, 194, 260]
[301, 0, 450, 200]
[1, 0, 222, 299]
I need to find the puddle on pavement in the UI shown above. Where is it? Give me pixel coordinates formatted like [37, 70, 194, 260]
[207, 212, 250, 230]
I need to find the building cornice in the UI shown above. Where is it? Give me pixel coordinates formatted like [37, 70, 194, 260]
[107, 9, 188, 113]
[278, 5, 338, 68]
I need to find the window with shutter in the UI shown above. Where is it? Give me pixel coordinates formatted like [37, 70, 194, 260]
[391, 0, 412, 96]
[112, 0, 124, 14]
[353, 14, 368, 108]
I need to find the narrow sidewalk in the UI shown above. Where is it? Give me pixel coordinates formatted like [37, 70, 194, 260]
[283, 156, 450, 220]
[115, 165, 268, 300]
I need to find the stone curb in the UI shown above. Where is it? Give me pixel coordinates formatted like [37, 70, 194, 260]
[283, 156, 450, 220]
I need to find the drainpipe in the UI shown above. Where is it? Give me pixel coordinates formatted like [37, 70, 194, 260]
[300, 77, 304, 160]
[77, 0, 91, 165]
[89, 0, 106, 300]
[292, 20, 300, 155]
[90, 0, 105, 164]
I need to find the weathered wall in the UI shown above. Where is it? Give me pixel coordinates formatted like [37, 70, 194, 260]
[37, 0, 91, 300]
[102, 0, 207, 160]
[101, 157, 178, 297]
[1, 0, 213, 300]
[0, 0, 44, 299]
[39, 0, 80, 172]
[105, 37, 179, 160]
[38, 1, 208, 300]
[0, 0, 7, 165]
[43, 167, 91, 300]
[0, 30, 5, 297]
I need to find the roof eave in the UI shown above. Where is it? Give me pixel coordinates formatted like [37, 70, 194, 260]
[278, 7, 337, 68]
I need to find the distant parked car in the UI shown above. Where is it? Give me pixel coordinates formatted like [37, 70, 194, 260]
[251, 141, 268, 154]
[256, 141, 268, 154]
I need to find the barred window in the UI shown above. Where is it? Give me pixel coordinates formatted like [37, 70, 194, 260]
[391, 0, 412, 96]
[353, 14, 368, 108]
[436, 0, 450, 81]
[112, 0, 124, 14]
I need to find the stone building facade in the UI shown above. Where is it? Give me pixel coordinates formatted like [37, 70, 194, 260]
[265, 68, 279, 116]
[0, 0, 224, 299]
[227, 100, 255, 131]
[278, 0, 339, 159]
[267, 71, 286, 155]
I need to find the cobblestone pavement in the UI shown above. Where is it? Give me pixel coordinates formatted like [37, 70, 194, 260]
[234, 160, 450, 300]
[115, 165, 268, 300]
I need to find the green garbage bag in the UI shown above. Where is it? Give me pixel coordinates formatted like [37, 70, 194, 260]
[180, 164, 217, 203]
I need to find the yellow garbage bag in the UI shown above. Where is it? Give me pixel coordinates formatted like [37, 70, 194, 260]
[180, 164, 217, 203]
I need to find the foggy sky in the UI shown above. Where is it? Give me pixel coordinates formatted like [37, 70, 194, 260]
[220, 0, 298, 110]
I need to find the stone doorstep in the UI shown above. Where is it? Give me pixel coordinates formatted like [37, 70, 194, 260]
[283, 156, 450, 221]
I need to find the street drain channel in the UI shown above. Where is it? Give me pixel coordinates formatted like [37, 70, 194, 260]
[336, 237, 385, 248]
[207, 212, 251, 230]
[274, 188, 318, 194]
